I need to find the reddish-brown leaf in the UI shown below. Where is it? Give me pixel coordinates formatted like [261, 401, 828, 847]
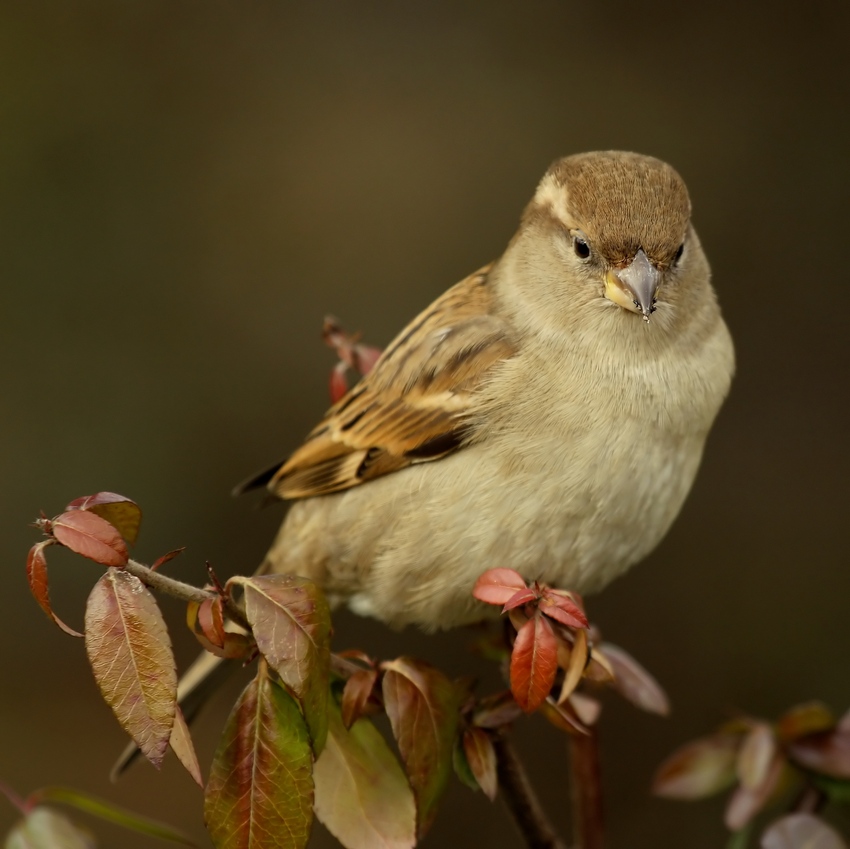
[653, 735, 740, 800]
[472, 569, 528, 607]
[789, 727, 850, 779]
[52, 510, 128, 567]
[462, 727, 498, 801]
[725, 753, 784, 831]
[382, 657, 459, 837]
[557, 627, 588, 704]
[539, 589, 588, 629]
[198, 597, 227, 648]
[599, 642, 669, 716]
[510, 613, 558, 713]
[472, 691, 523, 729]
[151, 547, 185, 572]
[777, 702, 837, 742]
[761, 813, 848, 849]
[314, 697, 416, 849]
[737, 723, 778, 789]
[170, 706, 203, 787]
[502, 587, 539, 612]
[186, 600, 253, 660]
[66, 492, 142, 546]
[341, 667, 379, 729]
[205, 663, 313, 849]
[229, 574, 331, 753]
[85, 569, 176, 767]
[538, 696, 589, 735]
[6, 807, 95, 849]
[26, 540, 83, 638]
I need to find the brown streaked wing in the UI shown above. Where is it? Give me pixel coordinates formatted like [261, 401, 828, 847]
[268, 264, 515, 499]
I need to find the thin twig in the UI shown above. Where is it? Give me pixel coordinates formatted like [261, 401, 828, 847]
[123, 558, 249, 629]
[568, 726, 604, 849]
[493, 731, 568, 849]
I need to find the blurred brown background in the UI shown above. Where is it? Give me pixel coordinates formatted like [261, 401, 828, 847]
[2, 1, 848, 846]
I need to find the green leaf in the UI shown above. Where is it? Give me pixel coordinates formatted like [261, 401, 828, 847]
[84, 569, 177, 767]
[204, 663, 314, 849]
[229, 575, 331, 753]
[5, 807, 95, 849]
[313, 698, 415, 849]
[381, 657, 459, 837]
[27, 788, 197, 846]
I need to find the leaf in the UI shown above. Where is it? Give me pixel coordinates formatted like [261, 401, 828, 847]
[472, 691, 523, 729]
[51, 511, 128, 567]
[341, 668, 379, 729]
[539, 589, 588, 630]
[84, 569, 176, 767]
[761, 814, 848, 849]
[170, 706, 203, 787]
[538, 696, 589, 735]
[568, 692, 602, 727]
[382, 657, 459, 837]
[777, 702, 836, 742]
[737, 723, 778, 789]
[186, 600, 253, 660]
[501, 587, 539, 612]
[28, 787, 197, 846]
[725, 754, 784, 831]
[599, 642, 669, 716]
[151, 548, 185, 572]
[229, 575, 331, 753]
[313, 698, 416, 849]
[65, 493, 142, 547]
[557, 627, 588, 704]
[510, 613, 558, 713]
[462, 728, 498, 801]
[5, 807, 95, 849]
[204, 664, 314, 849]
[472, 569, 528, 607]
[653, 735, 740, 799]
[26, 541, 83, 637]
[789, 728, 850, 779]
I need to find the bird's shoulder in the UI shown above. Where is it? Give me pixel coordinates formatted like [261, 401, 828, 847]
[263, 263, 517, 499]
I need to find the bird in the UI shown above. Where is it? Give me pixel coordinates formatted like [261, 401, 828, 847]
[113, 150, 734, 778]
[237, 150, 735, 632]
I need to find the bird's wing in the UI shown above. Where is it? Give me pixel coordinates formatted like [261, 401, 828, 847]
[247, 264, 516, 500]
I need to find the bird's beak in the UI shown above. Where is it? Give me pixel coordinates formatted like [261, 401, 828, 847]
[604, 249, 660, 322]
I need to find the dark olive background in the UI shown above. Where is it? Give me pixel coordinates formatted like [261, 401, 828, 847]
[2, 2, 849, 847]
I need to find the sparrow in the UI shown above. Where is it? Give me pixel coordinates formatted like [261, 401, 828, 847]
[237, 150, 735, 631]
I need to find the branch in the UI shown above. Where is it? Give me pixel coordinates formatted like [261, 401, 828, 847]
[493, 731, 568, 849]
[568, 726, 604, 849]
[123, 558, 249, 630]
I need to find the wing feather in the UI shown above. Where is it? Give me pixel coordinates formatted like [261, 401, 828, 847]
[259, 264, 516, 500]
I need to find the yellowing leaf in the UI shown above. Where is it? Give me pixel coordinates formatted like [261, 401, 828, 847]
[737, 723, 777, 789]
[313, 698, 416, 849]
[52, 510, 128, 567]
[557, 627, 588, 705]
[229, 575, 331, 753]
[204, 664, 313, 849]
[382, 657, 459, 837]
[5, 807, 95, 849]
[170, 706, 203, 787]
[84, 569, 176, 767]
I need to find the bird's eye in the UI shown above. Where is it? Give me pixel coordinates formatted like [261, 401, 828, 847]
[673, 242, 684, 266]
[573, 235, 591, 260]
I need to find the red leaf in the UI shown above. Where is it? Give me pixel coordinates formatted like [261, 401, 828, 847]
[205, 663, 314, 849]
[85, 569, 176, 767]
[725, 753, 784, 831]
[66, 492, 142, 546]
[599, 642, 670, 716]
[653, 735, 740, 799]
[150, 547, 185, 572]
[341, 667, 380, 729]
[185, 599, 253, 660]
[463, 727, 498, 801]
[539, 589, 588, 630]
[229, 574, 332, 753]
[382, 657, 459, 837]
[197, 597, 227, 648]
[472, 569, 528, 606]
[502, 587, 539, 612]
[52, 510, 128, 567]
[510, 613, 558, 713]
[472, 691, 523, 729]
[789, 727, 850, 779]
[314, 698, 416, 849]
[761, 813, 848, 849]
[26, 540, 83, 637]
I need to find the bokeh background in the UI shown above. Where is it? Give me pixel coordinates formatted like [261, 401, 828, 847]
[2, 2, 849, 846]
